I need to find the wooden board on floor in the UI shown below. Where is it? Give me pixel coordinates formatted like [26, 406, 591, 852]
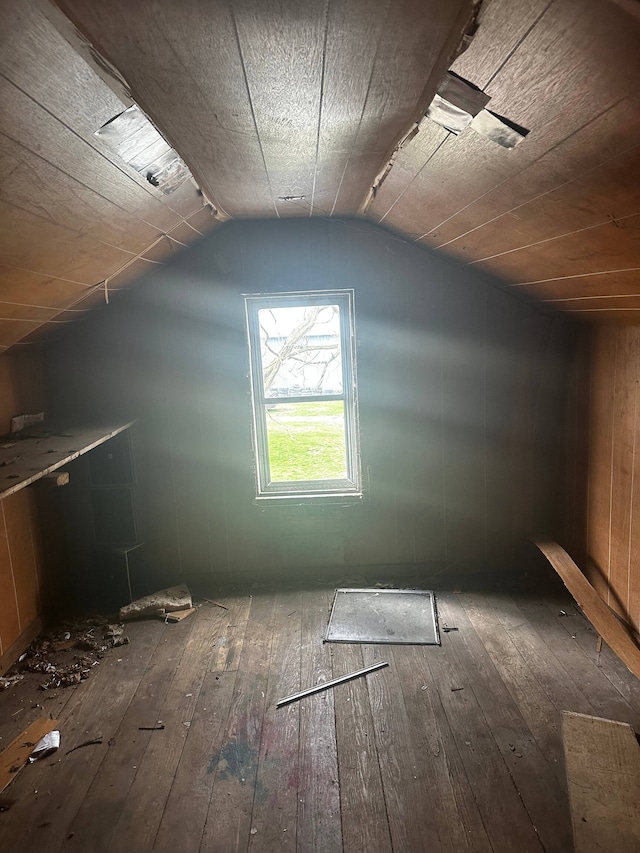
[332, 642, 393, 853]
[563, 710, 640, 853]
[200, 592, 277, 853]
[297, 590, 341, 853]
[0, 718, 58, 793]
[248, 590, 302, 849]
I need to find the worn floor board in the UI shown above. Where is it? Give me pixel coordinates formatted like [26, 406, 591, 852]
[422, 603, 547, 853]
[541, 592, 640, 716]
[515, 594, 640, 729]
[248, 591, 302, 851]
[361, 643, 442, 853]
[0, 618, 166, 853]
[297, 590, 341, 853]
[457, 591, 571, 779]
[108, 606, 225, 853]
[200, 592, 277, 853]
[332, 641, 392, 853]
[392, 642, 493, 853]
[63, 615, 202, 853]
[438, 594, 573, 853]
[0, 581, 639, 853]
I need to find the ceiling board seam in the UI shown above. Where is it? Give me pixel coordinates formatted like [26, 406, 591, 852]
[0, 316, 52, 323]
[0, 300, 87, 312]
[608, 330, 619, 605]
[139, 19, 227, 218]
[230, 5, 279, 218]
[3, 198, 141, 258]
[378, 134, 450, 225]
[627, 340, 639, 617]
[0, 264, 97, 288]
[504, 266, 640, 287]
[418, 97, 628, 243]
[544, 294, 640, 303]
[0, 71, 166, 205]
[432, 119, 638, 249]
[482, 0, 555, 90]
[468, 211, 640, 265]
[0, 123, 165, 229]
[310, 0, 331, 217]
[329, 0, 392, 216]
[3, 227, 179, 346]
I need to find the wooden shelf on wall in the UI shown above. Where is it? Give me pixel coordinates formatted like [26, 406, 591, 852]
[0, 421, 134, 500]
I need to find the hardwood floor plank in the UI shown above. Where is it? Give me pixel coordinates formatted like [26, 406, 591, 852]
[3, 583, 635, 853]
[200, 592, 277, 853]
[424, 600, 546, 853]
[63, 614, 203, 853]
[248, 591, 302, 851]
[491, 591, 618, 722]
[297, 590, 341, 853]
[153, 670, 239, 853]
[515, 595, 640, 729]
[541, 591, 640, 715]
[457, 591, 569, 776]
[0, 619, 166, 853]
[209, 595, 252, 672]
[332, 642, 392, 853]
[361, 643, 443, 852]
[392, 643, 493, 853]
[438, 594, 573, 853]
[107, 606, 225, 853]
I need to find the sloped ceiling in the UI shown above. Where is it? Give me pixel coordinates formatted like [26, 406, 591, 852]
[0, 0, 639, 353]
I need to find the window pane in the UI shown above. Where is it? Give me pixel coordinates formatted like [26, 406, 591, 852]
[265, 400, 347, 481]
[258, 304, 343, 396]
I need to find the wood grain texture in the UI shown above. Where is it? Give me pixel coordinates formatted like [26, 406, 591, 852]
[297, 590, 341, 853]
[200, 592, 277, 853]
[562, 325, 640, 632]
[372, 0, 640, 316]
[0, 422, 134, 500]
[332, 641, 393, 853]
[53, 0, 471, 223]
[0, 718, 59, 793]
[563, 711, 640, 853]
[1, 582, 640, 853]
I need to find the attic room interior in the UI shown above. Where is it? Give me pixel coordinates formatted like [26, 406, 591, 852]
[1, 0, 640, 850]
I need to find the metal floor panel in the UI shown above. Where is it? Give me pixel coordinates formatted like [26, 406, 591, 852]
[325, 588, 440, 645]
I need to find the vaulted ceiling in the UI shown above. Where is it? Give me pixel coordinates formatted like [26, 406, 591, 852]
[1, 0, 639, 352]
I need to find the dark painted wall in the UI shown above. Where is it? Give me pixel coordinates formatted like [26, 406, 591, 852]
[47, 218, 570, 585]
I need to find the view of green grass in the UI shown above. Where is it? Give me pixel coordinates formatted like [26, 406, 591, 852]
[266, 400, 346, 481]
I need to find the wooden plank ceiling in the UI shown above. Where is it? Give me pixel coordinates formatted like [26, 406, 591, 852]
[370, 0, 640, 322]
[0, 0, 639, 353]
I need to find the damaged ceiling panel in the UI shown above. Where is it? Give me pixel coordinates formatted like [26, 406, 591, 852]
[425, 71, 490, 134]
[52, 0, 474, 219]
[0, 0, 639, 345]
[370, 0, 640, 321]
[95, 105, 193, 194]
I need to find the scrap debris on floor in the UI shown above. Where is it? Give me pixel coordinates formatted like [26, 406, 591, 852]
[1, 617, 130, 692]
[119, 583, 193, 621]
[0, 585, 200, 697]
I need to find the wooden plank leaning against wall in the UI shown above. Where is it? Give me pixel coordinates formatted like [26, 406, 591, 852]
[0, 348, 56, 673]
[562, 324, 640, 633]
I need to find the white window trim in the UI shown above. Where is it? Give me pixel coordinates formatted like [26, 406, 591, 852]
[245, 289, 361, 502]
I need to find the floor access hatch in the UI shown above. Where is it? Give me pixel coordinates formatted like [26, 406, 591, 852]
[325, 588, 440, 645]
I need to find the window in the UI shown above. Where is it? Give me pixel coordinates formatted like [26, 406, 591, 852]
[245, 290, 361, 500]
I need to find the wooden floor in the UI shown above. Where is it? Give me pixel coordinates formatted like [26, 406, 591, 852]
[1, 573, 640, 853]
